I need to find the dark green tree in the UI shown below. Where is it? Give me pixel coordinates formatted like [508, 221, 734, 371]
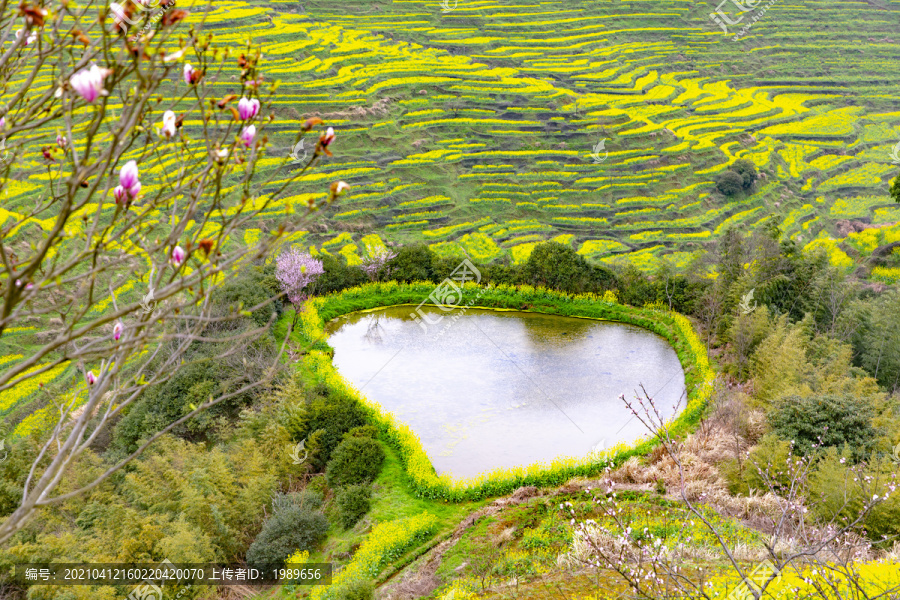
[715, 170, 744, 196]
[768, 394, 879, 462]
[246, 503, 329, 573]
[523, 242, 616, 293]
[386, 244, 435, 282]
[325, 437, 385, 488]
[731, 158, 758, 190]
[334, 484, 372, 529]
[316, 254, 368, 294]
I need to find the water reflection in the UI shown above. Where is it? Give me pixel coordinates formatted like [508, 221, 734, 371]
[326, 306, 686, 479]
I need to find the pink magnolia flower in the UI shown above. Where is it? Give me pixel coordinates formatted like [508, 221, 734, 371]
[0, 117, 5, 130]
[183, 63, 195, 84]
[170, 245, 185, 267]
[240, 125, 256, 147]
[69, 65, 111, 103]
[119, 160, 138, 188]
[86, 370, 97, 385]
[238, 97, 259, 120]
[127, 180, 141, 199]
[113, 185, 127, 204]
[161, 110, 176, 139]
[113, 321, 124, 341]
[118, 160, 141, 199]
[57, 133, 67, 149]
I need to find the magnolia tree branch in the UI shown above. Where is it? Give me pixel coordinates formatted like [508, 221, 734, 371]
[0, 0, 348, 544]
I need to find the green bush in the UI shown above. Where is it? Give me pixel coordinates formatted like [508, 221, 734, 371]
[113, 353, 271, 452]
[432, 255, 469, 282]
[335, 484, 372, 529]
[302, 394, 371, 463]
[330, 577, 374, 600]
[325, 437, 385, 488]
[211, 264, 282, 327]
[523, 242, 616, 293]
[271, 489, 323, 512]
[246, 503, 329, 573]
[731, 158, 758, 189]
[316, 254, 368, 295]
[768, 394, 878, 462]
[387, 244, 435, 282]
[715, 170, 745, 196]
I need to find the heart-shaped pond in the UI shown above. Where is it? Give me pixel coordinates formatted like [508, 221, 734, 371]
[325, 306, 686, 479]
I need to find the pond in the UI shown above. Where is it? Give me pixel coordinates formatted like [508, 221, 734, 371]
[325, 306, 686, 479]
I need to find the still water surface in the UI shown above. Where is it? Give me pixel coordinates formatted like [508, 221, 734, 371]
[325, 306, 686, 479]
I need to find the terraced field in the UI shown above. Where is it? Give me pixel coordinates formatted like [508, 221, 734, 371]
[2, 0, 899, 428]
[208, 0, 900, 269]
[5, 0, 900, 272]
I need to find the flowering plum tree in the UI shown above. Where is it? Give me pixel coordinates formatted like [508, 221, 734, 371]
[275, 248, 325, 304]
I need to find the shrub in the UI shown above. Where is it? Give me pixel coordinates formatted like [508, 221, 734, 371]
[731, 158, 758, 189]
[316, 254, 368, 295]
[302, 395, 371, 462]
[387, 244, 435, 282]
[246, 504, 329, 573]
[523, 242, 616, 293]
[326, 437, 385, 488]
[328, 577, 374, 600]
[271, 490, 324, 512]
[479, 259, 523, 287]
[768, 394, 878, 461]
[335, 485, 372, 529]
[211, 265, 282, 327]
[715, 170, 745, 196]
[302, 429, 329, 473]
[113, 353, 268, 452]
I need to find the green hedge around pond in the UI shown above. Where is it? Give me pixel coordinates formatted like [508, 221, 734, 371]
[295, 281, 715, 502]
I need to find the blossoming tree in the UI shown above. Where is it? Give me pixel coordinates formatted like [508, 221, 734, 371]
[0, 0, 347, 543]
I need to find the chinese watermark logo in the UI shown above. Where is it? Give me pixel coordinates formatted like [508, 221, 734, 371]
[0, 439, 8, 463]
[289, 438, 309, 465]
[726, 559, 781, 600]
[110, 0, 177, 42]
[128, 581, 162, 600]
[289, 139, 308, 164]
[440, 0, 458, 13]
[127, 558, 191, 600]
[590, 138, 608, 164]
[588, 438, 607, 460]
[0, 139, 10, 166]
[710, 0, 778, 39]
[410, 259, 483, 335]
[889, 140, 900, 165]
[739, 288, 757, 315]
[140, 285, 162, 319]
[891, 442, 900, 465]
